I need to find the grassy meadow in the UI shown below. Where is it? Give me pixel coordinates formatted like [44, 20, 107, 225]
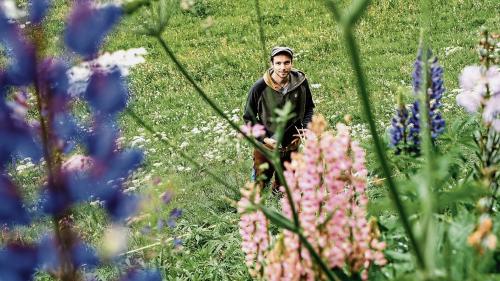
[9, 0, 500, 280]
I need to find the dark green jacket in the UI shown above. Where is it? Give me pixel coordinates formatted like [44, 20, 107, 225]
[243, 68, 315, 146]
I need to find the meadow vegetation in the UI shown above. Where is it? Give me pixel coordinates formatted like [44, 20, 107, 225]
[4, 0, 500, 280]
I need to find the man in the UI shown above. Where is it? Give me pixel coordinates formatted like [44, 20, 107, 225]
[243, 46, 315, 190]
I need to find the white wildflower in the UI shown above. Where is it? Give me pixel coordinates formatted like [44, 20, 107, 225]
[100, 224, 129, 258]
[1, 0, 26, 19]
[67, 48, 147, 97]
[179, 141, 189, 149]
[311, 83, 322, 89]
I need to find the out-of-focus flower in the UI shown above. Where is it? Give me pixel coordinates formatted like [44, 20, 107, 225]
[101, 224, 129, 258]
[468, 216, 497, 254]
[239, 122, 265, 138]
[119, 269, 162, 281]
[29, 0, 51, 24]
[457, 65, 500, 131]
[65, 1, 122, 58]
[0, 243, 39, 281]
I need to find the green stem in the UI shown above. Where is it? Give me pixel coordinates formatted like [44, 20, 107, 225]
[324, 0, 425, 270]
[343, 29, 425, 269]
[254, 0, 268, 70]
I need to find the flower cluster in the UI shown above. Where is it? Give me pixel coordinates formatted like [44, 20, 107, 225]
[238, 115, 386, 280]
[240, 122, 266, 139]
[389, 49, 445, 154]
[0, 1, 160, 280]
[457, 65, 500, 130]
[237, 182, 270, 277]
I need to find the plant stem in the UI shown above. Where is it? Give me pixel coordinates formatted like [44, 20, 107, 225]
[254, 0, 267, 70]
[125, 108, 238, 198]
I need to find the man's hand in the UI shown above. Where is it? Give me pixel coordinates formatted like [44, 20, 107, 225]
[263, 137, 277, 149]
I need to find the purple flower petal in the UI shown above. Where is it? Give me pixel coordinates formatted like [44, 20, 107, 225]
[85, 70, 128, 115]
[29, 0, 52, 24]
[0, 175, 31, 226]
[0, 243, 39, 281]
[65, 2, 122, 58]
[0, 14, 36, 86]
[119, 269, 162, 281]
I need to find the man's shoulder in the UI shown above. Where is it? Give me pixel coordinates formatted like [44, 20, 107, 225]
[249, 77, 267, 93]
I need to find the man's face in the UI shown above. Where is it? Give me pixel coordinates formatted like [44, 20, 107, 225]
[271, 54, 293, 79]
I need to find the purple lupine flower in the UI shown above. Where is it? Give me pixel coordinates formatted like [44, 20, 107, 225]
[0, 175, 31, 226]
[407, 101, 421, 154]
[389, 93, 409, 154]
[428, 56, 446, 138]
[1, 0, 163, 280]
[402, 49, 446, 154]
[119, 269, 162, 281]
[29, 0, 52, 24]
[65, 1, 122, 58]
[0, 15, 36, 87]
[0, 243, 39, 281]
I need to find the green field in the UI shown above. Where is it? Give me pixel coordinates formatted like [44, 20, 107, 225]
[7, 0, 500, 280]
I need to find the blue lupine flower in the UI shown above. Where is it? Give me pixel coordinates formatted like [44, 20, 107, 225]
[29, 0, 52, 24]
[119, 270, 162, 281]
[0, 14, 36, 86]
[85, 70, 129, 115]
[0, 175, 31, 226]
[388, 95, 409, 154]
[71, 241, 100, 269]
[0, 243, 39, 281]
[391, 48, 446, 155]
[1, 1, 167, 280]
[65, 2, 122, 58]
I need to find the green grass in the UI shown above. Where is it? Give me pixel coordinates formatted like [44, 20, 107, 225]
[6, 0, 500, 280]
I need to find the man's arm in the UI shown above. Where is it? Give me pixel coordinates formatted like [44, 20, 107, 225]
[302, 79, 315, 127]
[243, 79, 267, 143]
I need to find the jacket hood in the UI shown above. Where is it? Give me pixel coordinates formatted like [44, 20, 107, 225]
[263, 68, 306, 93]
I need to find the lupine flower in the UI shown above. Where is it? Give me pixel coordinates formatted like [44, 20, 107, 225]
[390, 49, 446, 154]
[389, 92, 409, 154]
[238, 182, 270, 279]
[0, 0, 160, 280]
[457, 65, 500, 131]
[239, 115, 386, 280]
[239, 122, 266, 138]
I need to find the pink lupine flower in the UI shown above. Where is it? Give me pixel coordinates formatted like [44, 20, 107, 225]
[457, 65, 500, 132]
[483, 95, 500, 131]
[240, 122, 266, 138]
[238, 115, 386, 280]
[237, 182, 270, 278]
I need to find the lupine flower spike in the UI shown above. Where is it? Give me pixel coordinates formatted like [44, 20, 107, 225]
[389, 48, 446, 154]
[0, 1, 160, 280]
[238, 115, 386, 280]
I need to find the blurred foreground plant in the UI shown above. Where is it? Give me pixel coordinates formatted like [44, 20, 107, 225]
[0, 0, 171, 280]
[455, 29, 500, 254]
